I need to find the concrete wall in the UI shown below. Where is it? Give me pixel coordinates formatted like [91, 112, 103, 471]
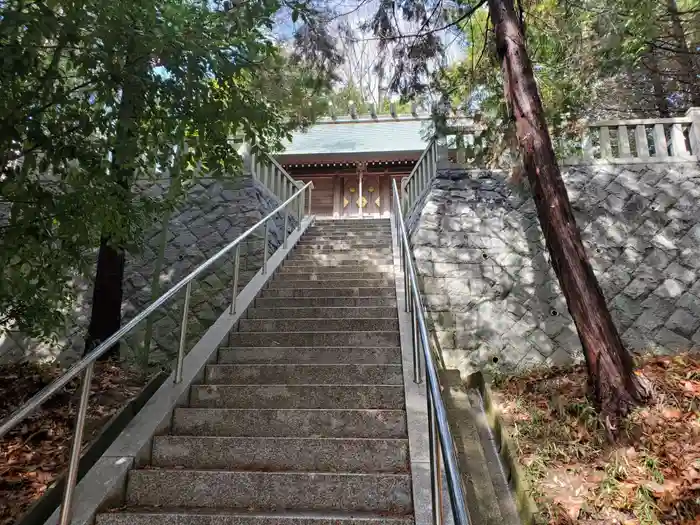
[0, 172, 294, 365]
[408, 161, 700, 374]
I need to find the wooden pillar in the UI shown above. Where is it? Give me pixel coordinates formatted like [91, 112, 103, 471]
[332, 173, 341, 218]
[357, 163, 364, 219]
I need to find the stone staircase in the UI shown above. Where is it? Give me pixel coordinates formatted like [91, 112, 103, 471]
[97, 219, 415, 525]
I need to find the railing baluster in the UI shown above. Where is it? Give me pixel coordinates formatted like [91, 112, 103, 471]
[670, 123, 689, 157]
[635, 124, 650, 158]
[653, 123, 668, 157]
[175, 281, 192, 384]
[600, 126, 612, 158]
[58, 362, 94, 525]
[581, 127, 594, 159]
[618, 125, 631, 157]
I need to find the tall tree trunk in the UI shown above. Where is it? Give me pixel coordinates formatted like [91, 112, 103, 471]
[84, 48, 145, 357]
[666, 0, 700, 106]
[85, 236, 126, 356]
[486, 0, 651, 422]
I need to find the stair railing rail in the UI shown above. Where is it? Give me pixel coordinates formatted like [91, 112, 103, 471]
[0, 166, 313, 525]
[392, 178, 471, 525]
[401, 137, 438, 212]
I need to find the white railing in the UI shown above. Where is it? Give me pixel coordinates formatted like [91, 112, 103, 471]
[580, 108, 699, 162]
[248, 145, 303, 203]
[402, 138, 438, 211]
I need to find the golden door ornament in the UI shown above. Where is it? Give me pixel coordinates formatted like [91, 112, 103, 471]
[357, 196, 368, 208]
[343, 197, 349, 208]
[375, 196, 381, 207]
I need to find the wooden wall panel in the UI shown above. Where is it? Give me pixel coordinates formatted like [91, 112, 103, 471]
[295, 176, 335, 217]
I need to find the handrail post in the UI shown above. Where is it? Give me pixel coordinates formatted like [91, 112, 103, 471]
[403, 249, 410, 313]
[429, 390, 444, 525]
[283, 209, 289, 249]
[58, 362, 94, 525]
[262, 219, 269, 274]
[229, 244, 240, 314]
[175, 281, 192, 383]
[412, 296, 421, 384]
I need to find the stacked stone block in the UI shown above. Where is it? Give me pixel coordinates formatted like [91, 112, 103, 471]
[409, 162, 700, 374]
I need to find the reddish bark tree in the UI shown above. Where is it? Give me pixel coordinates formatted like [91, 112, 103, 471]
[486, 0, 651, 423]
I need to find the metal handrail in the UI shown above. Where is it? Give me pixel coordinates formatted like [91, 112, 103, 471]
[0, 179, 313, 525]
[392, 178, 471, 525]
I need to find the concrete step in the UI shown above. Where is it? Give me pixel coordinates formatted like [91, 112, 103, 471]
[97, 510, 414, 525]
[287, 253, 393, 262]
[308, 225, 391, 231]
[278, 265, 395, 275]
[273, 272, 394, 282]
[189, 384, 405, 409]
[151, 436, 410, 473]
[172, 408, 408, 438]
[293, 247, 393, 255]
[246, 306, 397, 319]
[227, 331, 400, 347]
[282, 259, 393, 268]
[217, 347, 401, 365]
[253, 297, 396, 308]
[125, 470, 412, 513]
[268, 279, 394, 289]
[299, 233, 393, 242]
[299, 233, 392, 240]
[237, 318, 399, 333]
[296, 242, 390, 250]
[310, 222, 390, 228]
[205, 364, 403, 385]
[313, 219, 390, 224]
[304, 231, 392, 237]
[260, 288, 395, 298]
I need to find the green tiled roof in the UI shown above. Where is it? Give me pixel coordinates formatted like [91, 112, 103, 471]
[280, 116, 434, 156]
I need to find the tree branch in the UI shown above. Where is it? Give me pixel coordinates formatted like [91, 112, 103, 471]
[350, 0, 488, 42]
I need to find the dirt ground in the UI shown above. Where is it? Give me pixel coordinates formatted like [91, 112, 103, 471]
[492, 353, 700, 525]
[0, 361, 147, 525]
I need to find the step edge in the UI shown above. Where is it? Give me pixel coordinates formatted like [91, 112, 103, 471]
[97, 509, 413, 521]
[130, 469, 412, 478]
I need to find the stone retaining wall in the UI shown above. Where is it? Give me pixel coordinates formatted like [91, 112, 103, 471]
[409, 161, 700, 374]
[0, 172, 294, 365]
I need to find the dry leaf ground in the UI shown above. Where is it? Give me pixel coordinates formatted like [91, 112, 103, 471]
[0, 361, 147, 525]
[492, 353, 700, 525]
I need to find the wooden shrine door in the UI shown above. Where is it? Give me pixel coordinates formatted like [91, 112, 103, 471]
[362, 174, 381, 217]
[341, 173, 383, 217]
